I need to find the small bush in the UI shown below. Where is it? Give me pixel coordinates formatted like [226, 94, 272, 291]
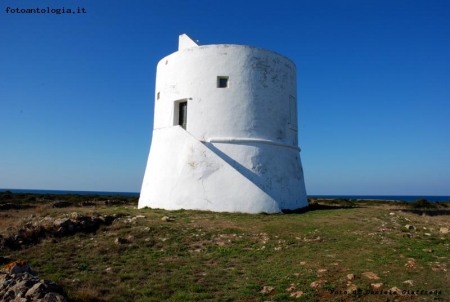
[410, 199, 436, 209]
[437, 201, 449, 208]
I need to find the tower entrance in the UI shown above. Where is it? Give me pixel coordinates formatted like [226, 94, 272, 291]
[179, 101, 187, 129]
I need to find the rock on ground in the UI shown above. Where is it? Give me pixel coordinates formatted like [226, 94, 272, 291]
[1, 260, 67, 302]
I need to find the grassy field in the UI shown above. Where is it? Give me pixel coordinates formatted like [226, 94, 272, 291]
[1, 193, 449, 301]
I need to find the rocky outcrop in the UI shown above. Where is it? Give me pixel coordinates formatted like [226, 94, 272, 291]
[1, 260, 67, 302]
[0, 213, 124, 250]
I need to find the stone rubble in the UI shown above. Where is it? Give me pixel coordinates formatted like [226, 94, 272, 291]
[440, 227, 449, 234]
[260, 286, 275, 294]
[310, 280, 327, 289]
[161, 216, 174, 222]
[405, 224, 416, 230]
[1, 260, 67, 302]
[0, 213, 124, 250]
[403, 279, 415, 286]
[371, 283, 383, 289]
[362, 272, 380, 280]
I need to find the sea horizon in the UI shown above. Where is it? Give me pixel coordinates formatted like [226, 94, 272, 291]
[1, 189, 449, 202]
[308, 194, 449, 202]
[0, 188, 140, 197]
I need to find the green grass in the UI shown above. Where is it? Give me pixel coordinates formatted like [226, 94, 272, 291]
[1, 197, 449, 301]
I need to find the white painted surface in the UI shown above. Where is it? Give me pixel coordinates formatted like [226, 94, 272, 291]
[178, 34, 199, 50]
[140, 126, 279, 213]
[139, 34, 307, 213]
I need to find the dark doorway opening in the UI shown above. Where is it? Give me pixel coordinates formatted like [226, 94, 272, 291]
[179, 101, 187, 129]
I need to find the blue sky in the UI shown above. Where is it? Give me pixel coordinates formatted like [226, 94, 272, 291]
[1, 0, 449, 195]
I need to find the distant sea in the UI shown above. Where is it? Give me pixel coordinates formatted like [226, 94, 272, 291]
[308, 195, 449, 202]
[1, 189, 448, 202]
[0, 189, 139, 196]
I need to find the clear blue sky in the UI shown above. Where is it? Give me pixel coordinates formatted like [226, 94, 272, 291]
[1, 0, 449, 195]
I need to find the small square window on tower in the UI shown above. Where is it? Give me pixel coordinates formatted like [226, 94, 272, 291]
[217, 76, 229, 88]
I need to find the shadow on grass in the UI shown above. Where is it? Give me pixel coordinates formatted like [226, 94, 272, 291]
[400, 209, 450, 216]
[282, 203, 361, 214]
[0, 256, 12, 265]
[0, 203, 33, 211]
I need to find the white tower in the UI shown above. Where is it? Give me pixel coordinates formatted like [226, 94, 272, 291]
[139, 34, 307, 213]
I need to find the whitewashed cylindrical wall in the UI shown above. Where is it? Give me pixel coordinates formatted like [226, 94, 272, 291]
[139, 40, 307, 213]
